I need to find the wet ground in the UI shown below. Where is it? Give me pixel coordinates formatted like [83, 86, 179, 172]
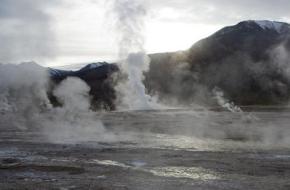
[1, 108, 290, 190]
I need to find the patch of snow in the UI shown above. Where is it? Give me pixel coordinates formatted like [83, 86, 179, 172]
[49, 69, 60, 76]
[89, 63, 103, 69]
[89, 62, 105, 69]
[253, 20, 284, 33]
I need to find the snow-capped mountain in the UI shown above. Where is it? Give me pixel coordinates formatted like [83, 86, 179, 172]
[48, 20, 290, 107]
[49, 62, 119, 81]
[214, 20, 290, 36]
[147, 20, 290, 105]
[253, 20, 286, 32]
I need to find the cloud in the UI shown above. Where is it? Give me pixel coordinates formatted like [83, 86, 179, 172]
[0, 0, 59, 64]
[1, 0, 290, 65]
[149, 0, 290, 25]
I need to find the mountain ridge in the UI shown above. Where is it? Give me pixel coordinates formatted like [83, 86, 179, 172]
[146, 20, 290, 105]
[48, 20, 290, 108]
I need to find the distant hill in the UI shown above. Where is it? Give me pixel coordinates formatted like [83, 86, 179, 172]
[48, 62, 119, 110]
[146, 20, 290, 105]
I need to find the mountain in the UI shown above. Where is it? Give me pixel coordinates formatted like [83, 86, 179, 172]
[48, 20, 290, 108]
[49, 62, 119, 81]
[48, 62, 119, 110]
[146, 20, 290, 105]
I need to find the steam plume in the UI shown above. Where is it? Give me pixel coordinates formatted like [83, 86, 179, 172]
[112, 0, 158, 110]
[213, 87, 242, 113]
[0, 62, 109, 143]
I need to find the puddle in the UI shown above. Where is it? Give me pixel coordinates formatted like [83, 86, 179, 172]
[273, 155, 290, 159]
[131, 160, 147, 167]
[149, 166, 219, 181]
[0, 148, 22, 157]
[93, 159, 130, 169]
[93, 159, 218, 181]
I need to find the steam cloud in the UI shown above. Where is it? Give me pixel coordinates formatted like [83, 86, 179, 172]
[112, 0, 159, 110]
[0, 62, 52, 129]
[1, 1, 290, 149]
[213, 87, 242, 113]
[44, 77, 109, 142]
[0, 62, 109, 143]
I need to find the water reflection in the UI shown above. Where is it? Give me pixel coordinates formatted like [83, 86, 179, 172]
[93, 159, 219, 181]
[149, 166, 219, 180]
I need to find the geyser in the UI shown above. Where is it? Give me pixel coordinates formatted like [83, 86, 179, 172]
[112, 0, 158, 110]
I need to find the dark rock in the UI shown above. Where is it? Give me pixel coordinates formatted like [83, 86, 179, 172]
[48, 62, 119, 111]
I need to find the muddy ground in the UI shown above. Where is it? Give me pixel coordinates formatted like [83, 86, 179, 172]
[1, 108, 290, 190]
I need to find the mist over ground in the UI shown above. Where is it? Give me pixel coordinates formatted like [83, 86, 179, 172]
[1, 1, 290, 190]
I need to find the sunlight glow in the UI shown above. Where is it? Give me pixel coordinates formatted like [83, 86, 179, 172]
[145, 21, 220, 53]
[45, 0, 222, 66]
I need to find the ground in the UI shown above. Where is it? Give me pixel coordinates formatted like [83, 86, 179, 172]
[1, 108, 290, 190]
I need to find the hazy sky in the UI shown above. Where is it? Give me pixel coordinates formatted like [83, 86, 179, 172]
[1, 0, 290, 66]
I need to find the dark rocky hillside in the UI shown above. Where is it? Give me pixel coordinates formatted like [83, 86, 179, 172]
[48, 20, 290, 109]
[48, 62, 119, 110]
[146, 20, 290, 105]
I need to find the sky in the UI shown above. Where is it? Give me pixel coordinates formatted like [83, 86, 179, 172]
[1, 0, 290, 67]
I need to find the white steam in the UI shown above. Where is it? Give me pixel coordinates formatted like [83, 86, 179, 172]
[0, 62, 51, 130]
[213, 87, 242, 113]
[44, 77, 108, 142]
[53, 77, 91, 112]
[0, 63, 109, 143]
[112, 0, 159, 110]
[212, 87, 259, 123]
